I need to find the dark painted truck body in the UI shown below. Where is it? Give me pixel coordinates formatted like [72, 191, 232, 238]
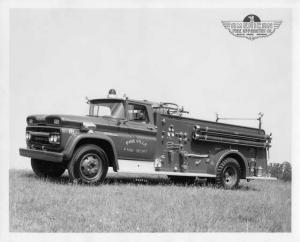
[19, 93, 273, 189]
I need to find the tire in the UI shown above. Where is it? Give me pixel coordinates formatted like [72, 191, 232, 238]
[68, 144, 108, 184]
[31, 159, 66, 178]
[216, 157, 241, 189]
[168, 175, 196, 185]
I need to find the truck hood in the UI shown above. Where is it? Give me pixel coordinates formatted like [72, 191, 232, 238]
[27, 114, 114, 128]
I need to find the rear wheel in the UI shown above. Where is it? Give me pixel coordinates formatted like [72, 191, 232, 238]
[216, 157, 241, 189]
[68, 144, 108, 184]
[31, 159, 66, 178]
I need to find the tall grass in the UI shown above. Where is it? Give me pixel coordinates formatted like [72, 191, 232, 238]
[9, 169, 291, 232]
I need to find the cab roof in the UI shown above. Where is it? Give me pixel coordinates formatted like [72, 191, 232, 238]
[89, 98, 159, 107]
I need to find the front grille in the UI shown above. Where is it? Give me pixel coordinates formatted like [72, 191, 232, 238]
[26, 126, 61, 151]
[31, 135, 49, 144]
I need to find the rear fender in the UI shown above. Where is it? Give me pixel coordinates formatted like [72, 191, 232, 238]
[214, 149, 248, 179]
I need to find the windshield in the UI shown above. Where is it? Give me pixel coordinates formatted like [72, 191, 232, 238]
[89, 101, 125, 119]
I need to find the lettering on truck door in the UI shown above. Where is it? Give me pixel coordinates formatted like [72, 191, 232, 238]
[124, 103, 157, 160]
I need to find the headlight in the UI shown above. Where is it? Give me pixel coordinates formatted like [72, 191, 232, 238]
[28, 119, 33, 124]
[26, 132, 31, 141]
[53, 135, 58, 142]
[49, 134, 60, 144]
[53, 119, 60, 125]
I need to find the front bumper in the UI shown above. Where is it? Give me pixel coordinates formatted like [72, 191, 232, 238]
[19, 148, 64, 162]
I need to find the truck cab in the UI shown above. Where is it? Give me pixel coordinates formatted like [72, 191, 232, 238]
[88, 97, 158, 161]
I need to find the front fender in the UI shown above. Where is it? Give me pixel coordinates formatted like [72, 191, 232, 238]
[63, 132, 119, 171]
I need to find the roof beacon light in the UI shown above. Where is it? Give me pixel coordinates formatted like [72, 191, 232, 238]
[107, 89, 117, 98]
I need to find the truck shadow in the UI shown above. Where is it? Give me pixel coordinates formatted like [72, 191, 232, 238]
[21, 172, 259, 191]
[22, 172, 172, 186]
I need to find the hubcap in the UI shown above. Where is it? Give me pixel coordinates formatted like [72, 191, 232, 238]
[223, 167, 237, 186]
[79, 153, 102, 180]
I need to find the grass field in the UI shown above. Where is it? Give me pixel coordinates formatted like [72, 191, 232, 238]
[9, 169, 291, 232]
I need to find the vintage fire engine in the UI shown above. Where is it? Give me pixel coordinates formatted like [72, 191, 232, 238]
[19, 89, 273, 189]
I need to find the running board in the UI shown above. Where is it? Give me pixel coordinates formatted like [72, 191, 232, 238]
[115, 160, 277, 180]
[116, 159, 216, 178]
[246, 176, 277, 181]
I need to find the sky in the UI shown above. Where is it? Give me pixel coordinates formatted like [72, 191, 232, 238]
[9, 8, 291, 169]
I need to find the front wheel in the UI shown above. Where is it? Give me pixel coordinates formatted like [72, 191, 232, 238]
[31, 159, 66, 178]
[68, 144, 108, 184]
[216, 157, 241, 189]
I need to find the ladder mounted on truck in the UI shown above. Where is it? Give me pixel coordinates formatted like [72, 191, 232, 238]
[215, 112, 264, 129]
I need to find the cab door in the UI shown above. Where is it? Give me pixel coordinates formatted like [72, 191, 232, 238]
[123, 102, 157, 161]
[107, 118, 132, 159]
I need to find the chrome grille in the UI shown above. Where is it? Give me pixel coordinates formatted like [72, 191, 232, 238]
[26, 126, 61, 151]
[31, 135, 49, 144]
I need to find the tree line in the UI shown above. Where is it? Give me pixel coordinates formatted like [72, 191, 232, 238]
[268, 162, 292, 181]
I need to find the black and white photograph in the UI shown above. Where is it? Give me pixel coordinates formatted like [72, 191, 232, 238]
[0, 0, 299, 241]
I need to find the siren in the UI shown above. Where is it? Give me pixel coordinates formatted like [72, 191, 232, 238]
[107, 89, 117, 98]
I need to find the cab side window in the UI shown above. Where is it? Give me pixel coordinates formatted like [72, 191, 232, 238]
[127, 104, 149, 123]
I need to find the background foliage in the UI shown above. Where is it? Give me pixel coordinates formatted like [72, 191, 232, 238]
[268, 162, 292, 181]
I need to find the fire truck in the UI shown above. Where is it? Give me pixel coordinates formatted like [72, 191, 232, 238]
[19, 89, 273, 189]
